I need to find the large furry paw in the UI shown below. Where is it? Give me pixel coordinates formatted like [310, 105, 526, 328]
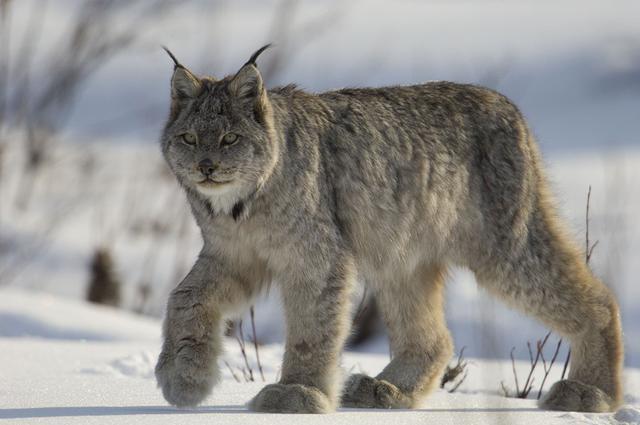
[341, 374, 413, 409]
[155, 346, 219, 408]
[248, 383, 333, 413]
[539, 379, 616, 413]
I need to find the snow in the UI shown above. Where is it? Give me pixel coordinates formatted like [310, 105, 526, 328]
[614, 407, 640, 424]
[1, 288, 639, 425]
[0, 288, 159, 342]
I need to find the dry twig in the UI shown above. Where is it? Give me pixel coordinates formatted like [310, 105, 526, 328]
[236, 320, 255, 382]
[223, 360, 241, 383]
[504, 332, 558, 399]
[560, 186, 599, 381]
[585, 185, 599, 263]
[519, 332, 550, 398]
[537, 338, 563, 399]
[440, 346, 468, 392]
[250, 306, 265, 381]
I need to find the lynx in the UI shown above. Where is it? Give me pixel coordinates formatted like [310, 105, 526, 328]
[155, 44, 623, 413]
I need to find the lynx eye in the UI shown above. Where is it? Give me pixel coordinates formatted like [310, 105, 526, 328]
[181, 133, 196, 146]
[221, 132, 239, 147]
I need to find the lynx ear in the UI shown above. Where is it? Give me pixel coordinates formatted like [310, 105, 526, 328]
[162, 46, 202, 99]
[228, 44, 272, 123]
[229, 64, 264, 100]
[172, 67, 202, 99]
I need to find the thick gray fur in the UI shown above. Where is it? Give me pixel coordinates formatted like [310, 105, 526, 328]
[155, 45, 623, 413]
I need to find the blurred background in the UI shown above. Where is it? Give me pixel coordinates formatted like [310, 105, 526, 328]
[1, 0, 639, 369]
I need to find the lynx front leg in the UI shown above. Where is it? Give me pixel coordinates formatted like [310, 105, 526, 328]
[249, 258, 355, 413]
[342, 264, 453, 409]
[155, 254, 257, 407]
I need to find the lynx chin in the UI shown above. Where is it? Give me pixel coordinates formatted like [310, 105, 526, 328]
[155, 44, 623, 414]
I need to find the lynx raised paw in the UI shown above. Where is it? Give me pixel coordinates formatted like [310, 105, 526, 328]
[155, 347, 219, 408]
[539, 379, 616, 413]
[248, 383, 332, 413]
[341, 374, 413, 409]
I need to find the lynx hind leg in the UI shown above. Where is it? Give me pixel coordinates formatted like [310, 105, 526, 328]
[342, 263, 453, 409]
[473, 204, 623, 413]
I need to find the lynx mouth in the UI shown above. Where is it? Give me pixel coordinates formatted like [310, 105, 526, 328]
[197, 178, 233, 188]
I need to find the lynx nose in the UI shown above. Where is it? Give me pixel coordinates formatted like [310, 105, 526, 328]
[198, 158, 216, 176]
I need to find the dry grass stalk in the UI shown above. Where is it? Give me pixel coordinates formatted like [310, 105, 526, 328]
[440, 346, 468, 393]
[519, 332, 551, 398]
[560, 349, 571, 381]
[250, 306, 265, 382]
[585, 185, 599, 263]
[223, 360, 241, 383]
[504, 332, 552, 399]
[559, 186, 600, 381]
[537, 338, 563, 400]
[236, 320, 255, 382]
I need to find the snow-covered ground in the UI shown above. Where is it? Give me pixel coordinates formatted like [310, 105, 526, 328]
[1, 287, 639, 425]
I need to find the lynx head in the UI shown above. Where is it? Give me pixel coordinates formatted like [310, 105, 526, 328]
[159, 44, 278, 215]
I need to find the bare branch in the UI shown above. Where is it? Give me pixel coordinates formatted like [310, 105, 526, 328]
[518, 332, 548, 397]
[236, 320, 254, 382]
[250, 306, 265, 382]
[507, 332, 554, 399]
[500, 381, 510, 397]
[223, 360, 241, 383]
[537, 338, 563, 399]
[449, 370, 468, 393]
[510, 347, 520, 396]
[561, 349, 571, 381]
[440, 346, 468, 391]
[585, 185, 599, 264]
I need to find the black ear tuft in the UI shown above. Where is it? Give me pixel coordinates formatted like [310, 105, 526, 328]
[163, 46, 202, 100]
[245, 43, 272, 67]
[162, 46, 183, 69]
